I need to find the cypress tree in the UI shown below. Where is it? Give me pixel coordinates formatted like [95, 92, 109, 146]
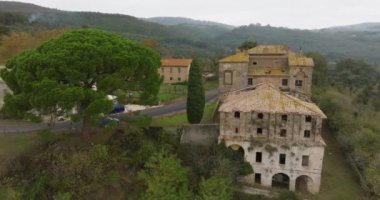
[186, 59, 205, 123]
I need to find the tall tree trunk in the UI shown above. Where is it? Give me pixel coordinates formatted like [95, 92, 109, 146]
[81, 117, 91, 140]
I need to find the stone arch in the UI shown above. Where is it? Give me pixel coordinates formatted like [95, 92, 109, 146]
[272, 173, 290, 189]
[228, 144, 245, 161]
[295, 175, 313, 193]
[294, 71, 307, 88]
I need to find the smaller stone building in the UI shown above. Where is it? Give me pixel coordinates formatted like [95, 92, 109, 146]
[160, 58, 192, 84]
[218, 83, 327, 194]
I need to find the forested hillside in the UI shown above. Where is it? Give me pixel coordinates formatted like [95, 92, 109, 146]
[308, 53, 380, 197]
[1, 1, 380, 65]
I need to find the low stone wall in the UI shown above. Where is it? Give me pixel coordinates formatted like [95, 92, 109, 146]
[180, 124, 219, 145]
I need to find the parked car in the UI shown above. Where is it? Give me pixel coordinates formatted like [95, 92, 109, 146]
[100, 117, 120, 127]
[110, 104, 125, 114]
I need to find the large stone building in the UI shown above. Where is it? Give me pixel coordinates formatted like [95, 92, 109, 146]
[219, 45, 314, 98]
[217, 45, 327, 194]
[160, 58, 192, 84]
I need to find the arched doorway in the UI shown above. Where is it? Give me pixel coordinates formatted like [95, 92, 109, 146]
[272, 173, 290, 189]
[295, 71, 307, 91]
[228, 144, 245, 161]
[296, 175, 313, 193]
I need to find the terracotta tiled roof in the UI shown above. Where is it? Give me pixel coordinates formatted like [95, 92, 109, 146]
[248, 45, 289, 55]
[288, 52, 314, 67]
[219, 83, 327, 118]
[161, 58, 192, 67]
[219, 52, 249, 63]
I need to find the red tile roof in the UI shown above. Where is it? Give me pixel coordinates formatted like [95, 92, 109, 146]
[161, 58, 192, 67]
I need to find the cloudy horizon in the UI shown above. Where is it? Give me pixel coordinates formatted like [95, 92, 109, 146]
[4, 0, 380, 29]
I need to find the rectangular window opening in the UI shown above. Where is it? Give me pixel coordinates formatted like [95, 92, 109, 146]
[305, 115, 312, 123]
[280, 129, 287, 137]
[257, 128, 262, 135]
[281, 115, 288, 121]
[256, 152, 262, 163]
[255, 173, 261, 184]
[304, 130, 311, 138]
[295, 80, 303, 87]
[279, 154, 286, 165]
[234, 111, 240, 119]
[224, 71, 233, 85]
[282, 79, 288, 86]
[302, 155, 309, 166]
[248, 78, 253, 85]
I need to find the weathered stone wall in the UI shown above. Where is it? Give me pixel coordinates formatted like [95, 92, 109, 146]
[219, 111, 323, 143]
[219, 62, 248, 93]
[180, 124, 219, 145]
[219, 110, 325, 194]
[225, 140, 324, 194]
[289, 66, 313, 96]
[248, 55, 288, 67]
[248, 76, 289, 89]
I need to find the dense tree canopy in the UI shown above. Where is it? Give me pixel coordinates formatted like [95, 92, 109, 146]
[305, 52, 328, 88]
[0, 29, 162, 136]
[331, 59, 379, 91]
[238, 40, 257, 51]
[138, 150, 193, 200]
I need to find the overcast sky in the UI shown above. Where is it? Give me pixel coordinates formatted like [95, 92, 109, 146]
[7, 0, 380, 29]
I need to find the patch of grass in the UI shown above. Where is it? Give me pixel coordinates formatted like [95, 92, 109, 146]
[0, 133, 40, 174]
[203, 80, 218, 90]
[151, 101, 217, 127]
[159, 84, 187, 103]
[201, 101, 217, 123]
[158, 81, 217, 103]
[299, 127, 366, 200]
[158, 93, 184, 102]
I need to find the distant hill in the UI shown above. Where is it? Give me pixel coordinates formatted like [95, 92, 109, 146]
[1, 1, 380, 65]
[0, 1, 54, 14]
[212, 24, 380, 64]
[146, 17, 235, 30]
[323, 22, 380, 32]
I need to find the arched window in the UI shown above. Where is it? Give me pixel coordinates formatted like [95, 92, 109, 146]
[257, 113, 264, 119]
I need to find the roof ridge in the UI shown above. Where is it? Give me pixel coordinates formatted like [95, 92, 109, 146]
[281, 92, 326, 117]
[247, 83, 326, 117]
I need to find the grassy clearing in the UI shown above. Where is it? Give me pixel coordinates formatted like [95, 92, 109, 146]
[151, 101, 218, 127]
[158, 80, 218, 103]
[158, 84, 187, 102]
[0, 133, 40, 174]
[299, 127, 366, 200]
[204, 80, 218, 90]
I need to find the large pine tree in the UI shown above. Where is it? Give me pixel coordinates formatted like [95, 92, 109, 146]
[186, 59, 205, 124]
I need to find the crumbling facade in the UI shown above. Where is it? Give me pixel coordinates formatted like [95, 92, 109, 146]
[219, 45, 313, 98]
[217, 45, 326, 194]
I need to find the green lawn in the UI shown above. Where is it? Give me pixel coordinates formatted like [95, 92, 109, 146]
[204, 80, 218, 90]
[151, 101, 218, 127]
[158, 80, 218, 103]
[0, 133, 40, 174]
[159, 84, 187, 103]
[299, 127, 366, 200]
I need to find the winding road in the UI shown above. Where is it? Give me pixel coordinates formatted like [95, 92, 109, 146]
[0, 89, 219, 133]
